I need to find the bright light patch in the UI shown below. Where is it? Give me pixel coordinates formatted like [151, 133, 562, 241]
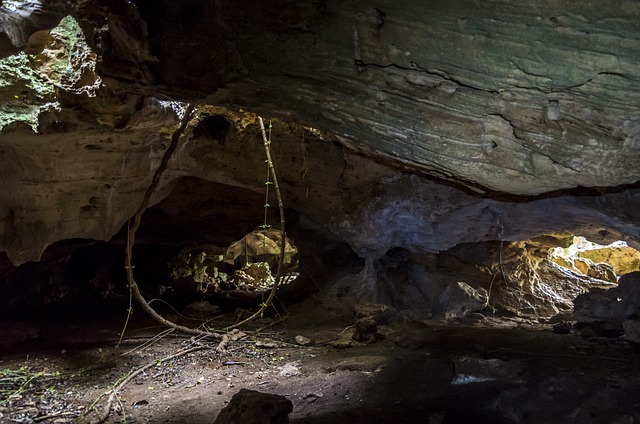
[550, 236, 640, 280]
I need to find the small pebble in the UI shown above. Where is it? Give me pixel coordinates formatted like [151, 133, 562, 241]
[295, 335, 312, 346]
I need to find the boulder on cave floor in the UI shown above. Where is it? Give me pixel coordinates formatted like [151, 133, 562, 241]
[213, 388, 293, 424]
[451, 356, 524, 385]
[435, 281, 488, 319]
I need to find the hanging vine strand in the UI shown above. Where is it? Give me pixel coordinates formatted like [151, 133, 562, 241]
[121, 103, 223, 341]
[261, 121, 273, 260]
[226, 116, 286, 330]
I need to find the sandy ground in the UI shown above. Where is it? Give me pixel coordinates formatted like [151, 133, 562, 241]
[2, 302, 640, 424]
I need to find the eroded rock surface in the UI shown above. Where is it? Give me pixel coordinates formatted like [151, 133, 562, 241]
[69, 0, 640, 194]
[573, 271, 640, 323]
[1, 1, 640, 321]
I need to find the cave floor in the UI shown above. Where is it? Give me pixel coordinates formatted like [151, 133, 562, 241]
[1, 304, 640, 424]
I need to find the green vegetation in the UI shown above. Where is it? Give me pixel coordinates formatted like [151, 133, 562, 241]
[0, 52, 53, 130]
[0, 364, 60, 406]
[0, 15, 98, 131]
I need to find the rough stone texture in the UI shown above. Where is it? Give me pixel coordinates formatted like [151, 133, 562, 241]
[549, 236, 640, 279]
[71, 0, 640, 195]
[6, 97, 640, 267]
[314, 238, 616, 320]
[435, 282, 487, 319]
[0, 1, 69, 59]
[583, 261, 617, 283]
[491, 242, 618, 318]
[578, 246, 640, 276]
[213, 389, 293, 424]
[330, 176, 640, 260]
[573, 272, 640, 323]
[0, 99, 183, 264]
[1, 1, 640, 319]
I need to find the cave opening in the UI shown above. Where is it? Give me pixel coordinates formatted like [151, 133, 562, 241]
[550, 235, 640, 282]
[0, 175, 365, 320]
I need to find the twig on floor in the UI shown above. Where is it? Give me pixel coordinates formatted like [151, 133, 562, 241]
[85, 345, 209, 424]
[33, 411, 78, 422]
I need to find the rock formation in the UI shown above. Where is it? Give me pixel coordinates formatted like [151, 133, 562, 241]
[213, 389, 293, 424]
[1, 0, 640, 319]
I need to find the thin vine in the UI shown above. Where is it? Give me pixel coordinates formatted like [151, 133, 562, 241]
[260, 121, 273, 261]
[226, 116, 286, 330]
[95, 109, 289, 424]
[119, 103, 223, 342]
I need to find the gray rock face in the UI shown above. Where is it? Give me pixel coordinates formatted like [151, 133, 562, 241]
[0, 1, 68, 58]
[573, 272, 640, 323]
[75, 0, 640, 195]
[435, 282, 488, 319]
[330, 175, 640, 260]
[1, 0, 640, 321]
[493, 246, 618, 318]
[213, 389, 293, 424]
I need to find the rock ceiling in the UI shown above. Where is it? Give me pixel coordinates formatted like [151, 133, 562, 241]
[1, 0, 640, 290]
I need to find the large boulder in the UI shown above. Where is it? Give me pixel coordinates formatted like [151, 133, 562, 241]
[213, 389, 293, 424]
[435, 282, 488, 319]
[573, 272, 640, 323]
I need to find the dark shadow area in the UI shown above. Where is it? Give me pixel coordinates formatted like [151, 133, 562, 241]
[192, 114, 231, 143]
[0, 176, 363, 343]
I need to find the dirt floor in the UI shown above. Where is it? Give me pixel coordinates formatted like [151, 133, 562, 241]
[2, 300, 640, 424]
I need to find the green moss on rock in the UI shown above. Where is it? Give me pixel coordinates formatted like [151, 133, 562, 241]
[0, 52, 53, 130]
[0, 16, 98, 131]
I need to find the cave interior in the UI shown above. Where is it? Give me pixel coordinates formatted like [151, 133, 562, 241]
[1, 1, 640, 423]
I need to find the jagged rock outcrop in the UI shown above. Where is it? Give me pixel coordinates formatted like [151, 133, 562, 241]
[0, 1, 69, 59]
[491, 242, 617, 318]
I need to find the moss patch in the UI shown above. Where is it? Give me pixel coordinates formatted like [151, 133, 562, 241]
[0, 16, 98, 131]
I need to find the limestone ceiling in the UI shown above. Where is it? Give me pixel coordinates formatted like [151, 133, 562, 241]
[77, 0, 640, 195]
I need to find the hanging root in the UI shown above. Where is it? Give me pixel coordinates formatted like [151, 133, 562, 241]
[122, 103, 223, 341]
[99, 110, 288, 424]
[226, 116, 287, 330]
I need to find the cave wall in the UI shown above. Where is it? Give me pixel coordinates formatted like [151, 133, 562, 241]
[1, 0, 640, 318]
[3, 102, 640, 266]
